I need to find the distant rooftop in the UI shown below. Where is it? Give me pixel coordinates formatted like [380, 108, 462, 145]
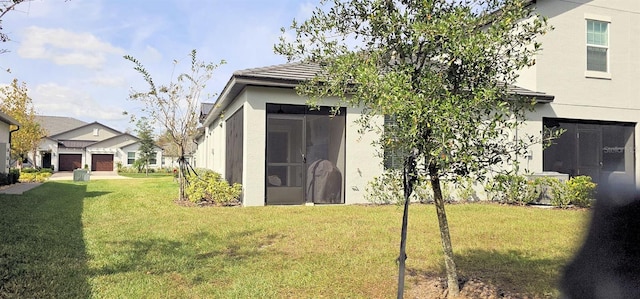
[35, 115, 88, 136]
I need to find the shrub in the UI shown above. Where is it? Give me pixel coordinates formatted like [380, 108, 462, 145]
[0, 173, 8, 186]
[21, 167, 37, 173]
[364, 170, 403, 204]
[535, 177, 571, 208]
[364, 170, 457, 205]
[9, 169, 20, 184]
[39, 168, 53, 174]
[566, 176, 596, 208]
[185, 169, 242, 205]
[485, 174, 538, 205]
[19, 172, 51, 183]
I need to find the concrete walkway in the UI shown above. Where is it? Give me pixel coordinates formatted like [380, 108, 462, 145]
[0, 182, 42, 195]
[0, 171, 131, 195]
[49, 171, 131, 181]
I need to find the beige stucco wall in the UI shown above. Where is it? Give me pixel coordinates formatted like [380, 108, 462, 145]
[0, 121, 10, 173]
[517, 0, 640, 186]
[52, 123, 120, 141]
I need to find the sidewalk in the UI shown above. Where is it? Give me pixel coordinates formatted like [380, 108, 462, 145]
[0, 183, 42, 195]
[49, 171, 131, 181]
[0, 171, 131, 195]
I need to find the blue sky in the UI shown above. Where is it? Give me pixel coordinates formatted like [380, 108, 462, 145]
[0, 0, 318, 132]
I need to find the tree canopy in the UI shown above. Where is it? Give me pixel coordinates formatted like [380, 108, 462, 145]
[135, 117, 155, 175]
[276, 0, 551, 295]
[0, 78, 46, 166]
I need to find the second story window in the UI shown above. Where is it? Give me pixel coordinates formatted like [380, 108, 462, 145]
[586, 19, 609, 73]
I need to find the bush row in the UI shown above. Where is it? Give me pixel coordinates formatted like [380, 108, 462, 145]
[485, 174, 596, 208]
[0, 169, 21, 186]
[365, 171, 596, 208]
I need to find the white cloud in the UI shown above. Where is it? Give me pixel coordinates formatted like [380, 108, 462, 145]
[17, 26, 125, 69]
[88, 75, 127, 88]
[32, 83, 126, 121]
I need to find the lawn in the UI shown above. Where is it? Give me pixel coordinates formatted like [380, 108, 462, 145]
[0, 177, 589, 298]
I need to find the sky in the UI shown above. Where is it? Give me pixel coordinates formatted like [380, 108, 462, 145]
[0, 0, 319, 133]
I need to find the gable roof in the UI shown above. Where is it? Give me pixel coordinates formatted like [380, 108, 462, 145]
[88, 133, 139, 148]
[35, 115, 87, 136]
[0, 111, 19, 126]
[49, 121, 123, 139]
[202, 62, 555, 126]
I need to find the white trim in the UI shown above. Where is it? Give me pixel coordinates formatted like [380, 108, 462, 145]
[585, 70, 612, 80]
[584, 13, 611, 23]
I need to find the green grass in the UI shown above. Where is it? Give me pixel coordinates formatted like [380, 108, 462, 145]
[0, 177, 589, 298]
[117, 172, 174, 178]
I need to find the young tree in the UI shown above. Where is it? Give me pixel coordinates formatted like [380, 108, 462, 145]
[0, 78, 46, 167]
[124, 50, 225, 201]
[276, 0, 550, 295]
[135, 117, 155, 176]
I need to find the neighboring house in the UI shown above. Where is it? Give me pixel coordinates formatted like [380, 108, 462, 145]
[517, 0, 640, 193]
[33, 116, 163, 172]
[195, 63, 549, 207]
[0, 111, 19, 173]
[197, 0, 638, 206]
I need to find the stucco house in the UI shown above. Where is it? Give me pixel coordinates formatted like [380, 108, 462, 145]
[33, 116, 163, 172]
[517, 0, 640, 193]
[196, 0, 639, 206]
[0, 111, 20, 173]
[195, 64, 551, 207]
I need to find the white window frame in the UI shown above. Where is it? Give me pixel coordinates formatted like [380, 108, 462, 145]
[585, 14, 611, 79]
[127, 152, 135, 165]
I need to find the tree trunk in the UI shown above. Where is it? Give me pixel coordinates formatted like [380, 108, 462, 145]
[178, 145, 187, 201]
[178, 158, 186, 201]
[429, 162, 460, 296]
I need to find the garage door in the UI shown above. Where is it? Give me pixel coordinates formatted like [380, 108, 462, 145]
[92, 154, 114, 171]
[59, 154, 82, 171]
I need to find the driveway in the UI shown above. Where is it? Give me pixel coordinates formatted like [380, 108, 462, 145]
[49, 171, 131, 181]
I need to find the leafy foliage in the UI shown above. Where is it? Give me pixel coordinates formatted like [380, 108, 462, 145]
[276, 0, 551, 293]
[124, 50, 225, 200]
[565, 176, 596, 208]
[0, 79, 47, 165]
[134, 117, 156, 176]
[485, 174, 538, 205]
[185, 169, 242, 205]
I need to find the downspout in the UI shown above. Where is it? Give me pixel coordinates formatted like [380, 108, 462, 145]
[9, 125, 19, 167]
[9, 126, 19, 144]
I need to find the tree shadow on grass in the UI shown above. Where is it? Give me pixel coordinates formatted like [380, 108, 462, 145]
[0, 181, 92, 298]
[407, 249, 566, 298]
[454, 249, 565, 297]
[91, 229, 283, 286]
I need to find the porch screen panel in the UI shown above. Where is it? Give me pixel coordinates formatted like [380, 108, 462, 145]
[225, 107, 243, 185]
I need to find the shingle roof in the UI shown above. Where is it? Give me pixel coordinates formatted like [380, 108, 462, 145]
[233, 62, 554, 101]
[202, 62, 554, 126]
[200, 103, 214, 123]
[35, 115, 87, 136]
[233, 62, 321, 83]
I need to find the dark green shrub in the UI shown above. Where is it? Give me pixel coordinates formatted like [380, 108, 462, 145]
[9, 169, 20, 184]
[21, 167, 37, 173]
[0, 173, 8, 186]
[39, 168, 53, 174]
[185, 169, 242, 205]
